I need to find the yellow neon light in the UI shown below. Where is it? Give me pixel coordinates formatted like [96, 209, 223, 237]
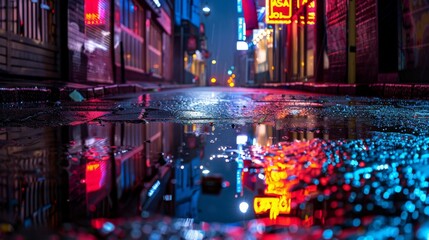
[266, 0, 293, 24]
[254, 195, 291, 219]
[264, 163, 289, 195]
[86, 162, 100, 171]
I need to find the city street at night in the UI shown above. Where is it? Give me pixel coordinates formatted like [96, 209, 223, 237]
[1, 0, 429, 239]
[2, 87, 429, 239]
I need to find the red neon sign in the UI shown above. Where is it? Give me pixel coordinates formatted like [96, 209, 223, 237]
[296, 0, 315, 25]
[266, 0, 293, 24]
[85, 0, 105, 25]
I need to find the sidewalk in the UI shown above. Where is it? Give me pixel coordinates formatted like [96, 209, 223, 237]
[2, 80, 429, 104]
[259, 82, 429, 99]
[0, 81, 196, 104]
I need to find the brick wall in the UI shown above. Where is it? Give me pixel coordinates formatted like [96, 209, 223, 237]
[356, 0, 378, 83]
[326, 0, 378, 83]
[326, 0, 347, 83]
[399, 0, 429, 83]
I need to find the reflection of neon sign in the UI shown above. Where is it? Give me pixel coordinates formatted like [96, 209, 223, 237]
[297, 0, 315, 25]
[254, 161, 291, 219]
[266, 0, 293, 24]
[254, 195, 291, 219]
[265, 163, 288, 195]
[148, 180, 160, 197]
[86, 162, 103, 192]
[84, 0, 105, 25]
[86, 162, 100, 171]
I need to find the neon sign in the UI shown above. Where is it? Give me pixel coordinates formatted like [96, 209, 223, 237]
[297, 0, 315, 25]
[86, 162, 102, 192]
[238, 17, 246, 41]
[84, 0, 105, 25]
[266, 0, 293, 24]
[254, 195, 291, 219]
[265, 0, 316, 25]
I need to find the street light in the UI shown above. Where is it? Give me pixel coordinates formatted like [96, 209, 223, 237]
[239, 201, 249, 213]
[202, 3, 211, 16]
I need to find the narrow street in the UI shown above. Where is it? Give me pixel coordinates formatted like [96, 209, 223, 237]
[1, 86, 429, 239]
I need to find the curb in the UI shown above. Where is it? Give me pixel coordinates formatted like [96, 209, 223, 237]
[260, 82, 429, 99]
[0, 83, 195, 104]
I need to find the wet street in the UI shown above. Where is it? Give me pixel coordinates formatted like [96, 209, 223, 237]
[2, 86, 429, 239]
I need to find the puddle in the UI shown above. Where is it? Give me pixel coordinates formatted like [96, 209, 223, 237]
[2, 88, 429, 239]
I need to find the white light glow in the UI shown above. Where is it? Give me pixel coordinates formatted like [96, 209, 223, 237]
[239, 202, 249, 213]
[202, 6, 211, 13]
[152, 0, 161, 7]
[236, 41, 248, 50]
[236, 135, 248, 145]
[202, 169, 210, 175]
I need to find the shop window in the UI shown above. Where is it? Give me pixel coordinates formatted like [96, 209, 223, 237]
[119, 0, 144, 71]
[120, 0, 143, 36]
[147, 23, 162, 76]
[9, 0, 56, 43]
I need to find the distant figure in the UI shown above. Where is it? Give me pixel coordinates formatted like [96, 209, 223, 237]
[80, 44, 88, 82]
[158, 152, 166, 166]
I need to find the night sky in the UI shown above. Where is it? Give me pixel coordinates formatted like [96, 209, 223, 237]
[202, 0, 238, 86]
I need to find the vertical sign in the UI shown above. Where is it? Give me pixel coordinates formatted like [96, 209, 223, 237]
[84, 0, 106, 25]
[237, 0, 243, 13]
[297, 0, 316, 25]
[238, 17, 246, 41]
[265, 0, 293, 24]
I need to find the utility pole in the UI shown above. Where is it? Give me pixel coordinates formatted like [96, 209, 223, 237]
[347, 0, 356, 84]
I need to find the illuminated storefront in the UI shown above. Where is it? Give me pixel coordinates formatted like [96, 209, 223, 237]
[254, 0, 325, 84]
[288, 0, 316, 82]
[116, 0, 146, 75]
[67, 0, 174, 84]
[253, 28, 274, 83]
[68, 0, 112, 83]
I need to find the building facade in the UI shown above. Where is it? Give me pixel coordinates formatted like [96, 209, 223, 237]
[174, 0, 209, 85]
[247, 0, 429, 85]
[0, 0, 174, 85]
[68, 0, 174, 84]
[0, 0, 60, 82]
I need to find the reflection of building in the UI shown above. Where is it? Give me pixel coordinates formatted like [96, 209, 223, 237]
[0, 128, 59, 228]
[174, 130, 204, 218]
[65, 121, 179, 219]
[0, 120, 180, 229]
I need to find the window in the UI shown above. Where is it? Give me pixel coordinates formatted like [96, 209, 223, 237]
[147, 23, 162, 75]
[11, 0, 56, 44]
[119, 0, 144, 71]
[0, 1, 6, 30]
[121, 0, 143, 36]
